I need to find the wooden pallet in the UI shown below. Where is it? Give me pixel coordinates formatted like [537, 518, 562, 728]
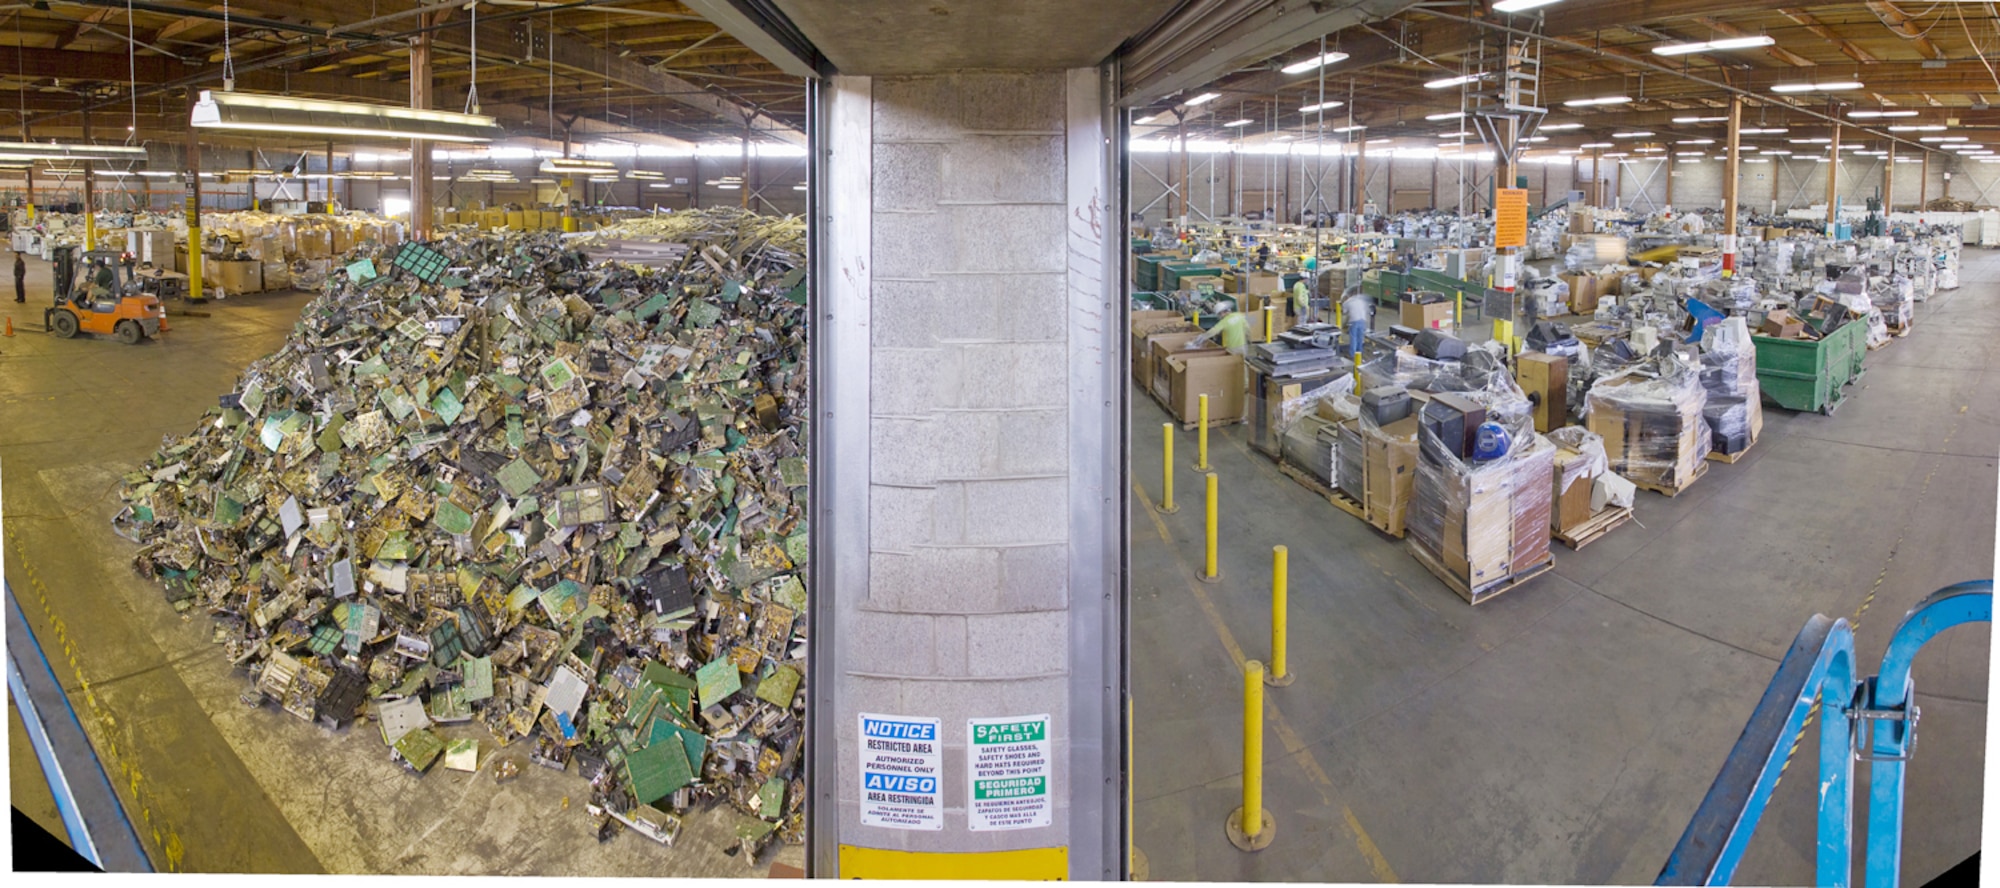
[1706, 430, 1758, 463]
[1632, 460, 1708, 498]
[1277, 462, 1367, 522]
[1554, 506, 1633, 551]
[1410, 542, 1556, 606]
[1179, 415, 1247, 432]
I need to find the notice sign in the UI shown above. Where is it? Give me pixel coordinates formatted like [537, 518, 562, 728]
[1494, 188, 1528, 248]
[967, 714, 1052, 831]
[858, 714, 942, 830]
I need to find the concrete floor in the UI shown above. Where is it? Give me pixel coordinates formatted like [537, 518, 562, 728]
[1130, 255, 1997, 883]
[2, 255, 803, 875]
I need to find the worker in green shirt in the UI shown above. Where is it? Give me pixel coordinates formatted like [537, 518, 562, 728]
[1291, 280, 1311, 324]
[1209, 310, 1249, 351]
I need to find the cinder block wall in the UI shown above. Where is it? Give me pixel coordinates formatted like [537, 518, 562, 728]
[847, 70, 1074, 852]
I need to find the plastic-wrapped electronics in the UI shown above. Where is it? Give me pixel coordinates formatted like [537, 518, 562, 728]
[1406, 372, 1555, 601]
[1584, 353, 1712, 491]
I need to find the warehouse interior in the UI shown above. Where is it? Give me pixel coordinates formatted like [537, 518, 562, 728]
[1, 0, 1995, 884]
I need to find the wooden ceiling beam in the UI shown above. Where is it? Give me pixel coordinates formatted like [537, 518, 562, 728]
[1777, 8, 1880, 64]
[1863, 1, 1948, 61]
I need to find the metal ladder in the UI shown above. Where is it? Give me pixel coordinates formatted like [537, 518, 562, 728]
[1656, 581, 1992, 888]
[1468, 23, 1547, 181]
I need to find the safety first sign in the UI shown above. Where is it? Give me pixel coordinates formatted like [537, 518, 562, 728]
[967, 714, 1052, 831]
[858, 714, 942, 830]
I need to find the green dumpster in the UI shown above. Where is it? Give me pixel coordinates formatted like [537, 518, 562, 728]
[1754, 321, 1867, 415]
[1159, 261, 1228, 291]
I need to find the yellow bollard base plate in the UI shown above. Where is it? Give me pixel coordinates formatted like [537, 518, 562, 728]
[1264, 671, 1295, 687]
[1132, 847, 1150, 881]
[1158, 503, 1181, 514]
[1192, 462, 1211, 472]
[1197, 568, 1223, 584]
[1225, 807, 1276, 852]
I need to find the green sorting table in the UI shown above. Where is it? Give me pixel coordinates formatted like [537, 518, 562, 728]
[1753, 321, 1867, 415]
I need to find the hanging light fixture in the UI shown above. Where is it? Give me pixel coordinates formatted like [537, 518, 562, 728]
[0, 143, 147, 162]
[192, 91, 501, 142]
[541, 157, 617, 175]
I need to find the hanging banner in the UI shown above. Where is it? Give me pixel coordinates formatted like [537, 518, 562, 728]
[967, 714, 1053, 831]
[857, 713, 942, 831]
[1494, 188, 1528, 248]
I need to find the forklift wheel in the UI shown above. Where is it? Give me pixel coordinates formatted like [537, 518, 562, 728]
[50, 309, 78, 339]
[115, 320, 142, 345]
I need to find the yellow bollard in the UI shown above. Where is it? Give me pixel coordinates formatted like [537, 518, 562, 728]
[1267, 546, 1292, 687]
[1263, 306, 1274, 343]
[1159, 423, 1179, 514]
[1194, 393, 1211, 471]
[1226, 659, 1274, 851]
[1455, 290, 1464, 329]
[1197, 472, 1221, 583]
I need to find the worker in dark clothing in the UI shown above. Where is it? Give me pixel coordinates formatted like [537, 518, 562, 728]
[13, 251, 24, 303]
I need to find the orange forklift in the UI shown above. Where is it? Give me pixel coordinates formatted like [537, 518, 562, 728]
[45, 246, 168, 344]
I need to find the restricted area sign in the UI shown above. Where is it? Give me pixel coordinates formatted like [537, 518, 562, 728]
[1494, 188, 1528, 248]
[858, 714, 942, 830]
[967, 714, 1052, 831]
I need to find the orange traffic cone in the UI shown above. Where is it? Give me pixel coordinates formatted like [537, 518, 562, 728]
[4, 316, 12, 337]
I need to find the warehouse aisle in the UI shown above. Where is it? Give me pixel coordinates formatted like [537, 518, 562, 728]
[1129, 251, 1996, 884]
[0, 258, 802, 875]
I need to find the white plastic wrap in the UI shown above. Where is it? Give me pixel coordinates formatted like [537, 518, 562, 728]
[1583, 354, 1713, 490]
[1698, 317, 1763, 455]
[1406, 372, 1554, 595]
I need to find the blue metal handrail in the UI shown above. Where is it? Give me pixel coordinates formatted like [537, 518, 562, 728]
[1657, 581, 1992, 888]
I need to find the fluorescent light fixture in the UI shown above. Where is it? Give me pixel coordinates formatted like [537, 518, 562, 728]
[1602, 152, 1630, 158]
[1635, 146, 1666, 153]
[716, 183, 741, 190]
[1771, 81, 1862, 93]
[1848, 110, 1919, 119]
[1563, 95, 1631, 107]
[588, 175, 619, 182]
[1135, 114, 1160, 125]
[648, 183, 673, 189]
[1540, 122, 1584, 131]
[1740, 127, 1790, 135]
[626, 170, 665, 179]
[1743, 158, 1771, 164]
[1790, 138, 1832, 144]
[793, 184, 808, 191]
[1580, 141, 1614, 149]
[1281, 52, 1348, 75]
[1300, 100, 1344, 113]
[1438, 131, 1474, 139]
[1676, 139, 1715, 145]
[1613, 131, 1655, 138]
[1223, 119, 1254, 128]
[1653, 35, 1774, 56]
[1895, 157, 1921, 163]
[1675, 151, 1705, 157]
[1331, 124, 1366, 133]
[1366, 138, 1394, 145]
[0, 142, 147, 162]
[1425, 111, 1465, 121]
[529, 177, 556, 184]
[1765, 150, 1793, 155]
[191, 90, 499, 142]
[137, 170, 178, 177]
[1888, 125, 1946, 132]
[1493, 0, 1563, 11]
[1183, 92, 1220, 106]
[1921, 136, 1966, 142]
[1522, 136, 1549, 142]
[1672, 116, 1729, 124]
[541, 158, 617, 174]
[1425, 73, 1486, 89]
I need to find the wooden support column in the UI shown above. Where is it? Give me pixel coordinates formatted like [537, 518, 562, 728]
[1383, 154, 1393, 218]
[409, 9, 446, 239]
[81, 105, 96, 250]
[1722, 95, 1741, 276]
[1884, 142, 1896, 212]
[325, 141, 334, 207]
[1176, 113, 1189, 227]
[1665, 154, 1676, 209]
[1920, 150, 1930, 207]
[1825, 122, 1841, 227]
[21, 119, 32, 218]
[186, 90, 203, 301]
[1591, 148, 1602, 207]
[740, 113, 752, 209]
[1430, 156, 1438, 210]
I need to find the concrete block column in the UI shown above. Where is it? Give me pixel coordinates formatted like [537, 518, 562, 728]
[812, 69, 1122, 878]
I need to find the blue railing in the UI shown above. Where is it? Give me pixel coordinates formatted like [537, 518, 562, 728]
[1657, 581, 1992, 888]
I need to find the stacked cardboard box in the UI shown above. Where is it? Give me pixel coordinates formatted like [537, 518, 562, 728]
[1585, 368, 1711, 490]
[1163, 351, 1246, 426]
[1408, 432, 1556, 596]
[1132, 311, 1194, 384]
[1339, 416, 1420, 536]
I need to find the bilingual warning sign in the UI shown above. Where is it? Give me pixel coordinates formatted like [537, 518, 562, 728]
[967, 714, 1052, 831]
[858, 714, 943, 831]
[1494, 188, 1528, 248]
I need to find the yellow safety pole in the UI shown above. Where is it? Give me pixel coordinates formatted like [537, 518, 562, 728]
[1197, 472, 1220, 583]
[1455, 290, 1464, 329]
[1194, 394, 1211, 471]
[1262, 306, 1274, 343]
[1226, 659, 1274, 850]
[1267, 546, 1292, 686]
[1159, 423, 1179, 514]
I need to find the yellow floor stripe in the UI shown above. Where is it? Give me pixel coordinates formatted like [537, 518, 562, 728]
[1133, 477, 1400, 882]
